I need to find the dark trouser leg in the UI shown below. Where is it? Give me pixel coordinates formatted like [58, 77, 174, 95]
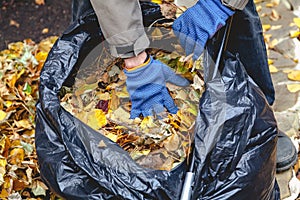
[206, 0, 275, 105]
[71, 0, 93, 22]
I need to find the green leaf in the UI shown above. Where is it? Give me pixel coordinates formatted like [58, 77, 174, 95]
[32, 181, 47, 197]
[23, 82, 32, 95]
[21, 141, 34, 155]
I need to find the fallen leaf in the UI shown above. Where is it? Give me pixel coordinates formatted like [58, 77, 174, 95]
[0, 158, 7, 186]
[87, 109, 107, 130]
[98, 140, 107, 148]
[35, 0, 45, 5]
[288, 70, 300, 81]
[191, 74, 204, 90]
[105, 133, 118, 143]
[151, 28, 163, 40]
[31, 180, 47, 196]
[15, 119, 32, 129]
[151, 0, 162, 4]
[9, 148, 25, 165]
[269, 65, 278, 73]
[294, 18, 300, 28]
[13, 180, 26, 191]
[9, 20, 20, 28]
[0, 110, 6, 121]
[41, 28, 49, 34]
[164, 133, 180, 152]
[270, 9, 280, 21]
[290, 30, 300, 38]
[287, 84, 300, 93]
[262, 24, 271, 32]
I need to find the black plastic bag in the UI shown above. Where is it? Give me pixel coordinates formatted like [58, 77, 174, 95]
[35, 4, 279, 200]
[190, 27, 280, 199]
[35, 3, 188, 200]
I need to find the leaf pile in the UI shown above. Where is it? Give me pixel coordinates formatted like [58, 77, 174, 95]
[60, 46, 205, 171]
[0, 37, 58, 199]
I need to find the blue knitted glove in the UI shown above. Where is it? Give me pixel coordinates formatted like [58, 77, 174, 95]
[172, 0, 235, 60]
[124, 56, 190, 119]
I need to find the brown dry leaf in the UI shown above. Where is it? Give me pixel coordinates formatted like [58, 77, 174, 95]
[9, 20, 19, 28]
[270, 9, 280, 21]
[98, 140, 107, 148]
[15, 119, 32, 129]
[288, 70, 300, 81]
[74, 82, 98, 96]
[110, 90, 120, 111]
[35, 0, 45, 5]
[287, 84, 300, 93]
[13, 179, 27, 191]
[160, 157, 175, 171]
[151, 28, 163, 40]
[41, 28, 49, 34]
[164, 133, 180, 152]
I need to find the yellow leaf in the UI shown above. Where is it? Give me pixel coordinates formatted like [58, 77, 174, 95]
[151, 0, 162, 4]
[288, 70, 300, 81]
[268, 59, 274, 65]
[0, 188, 9, 199]
[290, 30, 300, 38]
[9, 148, 25, 165]
[140, 117, 157, 130]
[0, 110, 6, 121]
[294, 18, 300, 28]
[5, 101, 13, 108]
[269, 65, 278, 73]
[35, 51, 48, 62]
[0, 135, 7, 155]
[269, 39, 279, 49]
[266, 3, 274, 7]
[15, 119, 32, 129]
[87, 109, 107, 130]
[105, 133, 118, 142]
[287, 84, 300, 93]
[9, 68, 25, 88]
[262, 24, 271, 32]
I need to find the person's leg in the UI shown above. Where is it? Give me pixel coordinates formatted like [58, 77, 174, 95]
[227, 0, 275, 105]
[206, 0, 297, 174]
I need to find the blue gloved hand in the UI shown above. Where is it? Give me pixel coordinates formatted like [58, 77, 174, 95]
[124, 56, 190, 119]
[172, 0, 235, 60]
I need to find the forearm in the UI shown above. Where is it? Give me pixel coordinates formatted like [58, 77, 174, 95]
[90, 0, 149, 58]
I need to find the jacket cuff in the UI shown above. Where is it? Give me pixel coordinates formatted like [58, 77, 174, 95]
[109, 33, 150, 58]
[221, 0, 249, 10]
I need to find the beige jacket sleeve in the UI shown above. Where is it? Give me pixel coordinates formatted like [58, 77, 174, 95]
[90, 0, 150, 58]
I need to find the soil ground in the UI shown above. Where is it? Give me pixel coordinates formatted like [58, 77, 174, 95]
[0, 0, 72, 50]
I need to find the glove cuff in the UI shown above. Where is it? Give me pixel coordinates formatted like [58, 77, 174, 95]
[124, 53, 151, 72]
